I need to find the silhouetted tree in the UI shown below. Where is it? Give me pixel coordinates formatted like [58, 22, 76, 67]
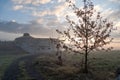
[56, 43, 63, 66]
[56, 0, 113, 73]
[50, 38, 63, 66]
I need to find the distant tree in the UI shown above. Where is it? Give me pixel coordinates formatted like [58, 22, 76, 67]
[56, 43, 63, 66]
[50, 38, 63, 66]
[56, 0, 114, 73]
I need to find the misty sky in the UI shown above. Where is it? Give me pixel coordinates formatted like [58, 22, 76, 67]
[0, 0, 120, 47]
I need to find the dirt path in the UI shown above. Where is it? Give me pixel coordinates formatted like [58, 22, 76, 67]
[2, 54, 44, 80]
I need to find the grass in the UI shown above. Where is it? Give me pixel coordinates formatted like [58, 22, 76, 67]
[34, 55, 80, 80]
[88, 50, 120, 80]
[0, 50, 120, 80]
[17, 61, 34, 80]
[0, 53, 27, 80]
[33, 50, 120, 80]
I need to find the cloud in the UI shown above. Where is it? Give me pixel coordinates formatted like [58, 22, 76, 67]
[109, 10, 120, 21]
[10, 0, 120, 39]
[11, 20, 16, 22]
[53, 2, 67, 18]
[58, 0, 66, 3]
[94, 5, 103, 12]
[12, 0, 68, 25]
[39, 0, 51, 4]
[0, 18, 67, 38]
[13, 5, 23, 10]
[10, 0, 69, 39]
[32, 10, 50, 17]
[12, 0, 51, 5]
[31, 2, 67, 17]
[101, 8, 114, 19]
[109, 0, 120, 3]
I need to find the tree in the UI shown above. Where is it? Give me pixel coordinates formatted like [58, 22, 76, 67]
[56, 43, 63, 66]
[56, 0, 114, 73]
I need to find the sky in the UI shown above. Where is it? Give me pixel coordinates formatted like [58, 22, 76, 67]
[0, 0, 120, 48]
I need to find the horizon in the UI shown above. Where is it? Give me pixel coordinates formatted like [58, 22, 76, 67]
[0, 32, 119, 50]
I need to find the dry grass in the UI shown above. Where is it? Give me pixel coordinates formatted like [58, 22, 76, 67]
[33, 50, 120, 80]
[33, 54, 80, 80]
[0, 54, 27, 80]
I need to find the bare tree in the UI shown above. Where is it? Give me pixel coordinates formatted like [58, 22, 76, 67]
[56, 0, 114, 73]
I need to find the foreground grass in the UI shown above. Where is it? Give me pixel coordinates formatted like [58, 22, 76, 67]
[33, 50, 120, 80]
[88, 50, 120, 80]
[0, 53, 27, 80]
[34, 55, 80, 80]
[17, 61, 34, 80]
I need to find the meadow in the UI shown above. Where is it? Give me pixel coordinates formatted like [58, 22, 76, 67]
[0, 52, 27, 80]
[0, 50, 120, 80]
[33, 50, 120, 80]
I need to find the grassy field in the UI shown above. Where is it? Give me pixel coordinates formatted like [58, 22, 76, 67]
[88, 50, 120, 80]
[33, 50, 120, 80]
[17, 61, 33, 80]
[0, 53, 27, 80]
[0, 50, 120, 80]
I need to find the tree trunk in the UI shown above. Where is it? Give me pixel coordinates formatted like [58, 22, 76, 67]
[58, 55, 63, 66]
[84, 49, 88, 73]
[84, 0, 88, 73]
